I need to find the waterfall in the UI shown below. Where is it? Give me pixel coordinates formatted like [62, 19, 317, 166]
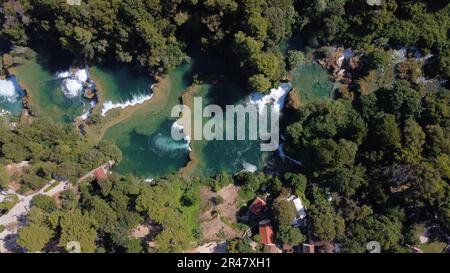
[56, 68, 90, 98]
[0, 77, 23, 103]
[101, 93, 154, 116]
[247, 82, 292, 114]
[101, 83, 156, 116]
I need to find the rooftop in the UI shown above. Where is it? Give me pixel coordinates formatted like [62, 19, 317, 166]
[249, 197, 267, 215]
[259, 221, 274, 245]
[93, 167, 108, 180]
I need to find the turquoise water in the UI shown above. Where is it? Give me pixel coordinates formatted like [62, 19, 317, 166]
[109, 119, 190, 178]
[90, 65, 154, 103]
[292, 62, 335, 102]
[13, 53, 90, 123]
[103, 63, 192, 178]
[11, 48, 331, 178]
[103, 55, 267, 178]
[189, 82, 266, 177]
[14, 53, 155, 123]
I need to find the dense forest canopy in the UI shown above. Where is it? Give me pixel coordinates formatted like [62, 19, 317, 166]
[0, 0, 449, 253]
[0, 118, 122, 192]
[1, 0, 449, 87]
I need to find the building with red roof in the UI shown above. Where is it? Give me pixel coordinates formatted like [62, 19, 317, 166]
[249, 197, 267, 215]
[93, 167, 108, 181]
[259, 220, 274, 245]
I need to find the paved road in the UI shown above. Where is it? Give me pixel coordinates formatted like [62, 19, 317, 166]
[0, 180, 69, 249]
[0, 162, 112, 252]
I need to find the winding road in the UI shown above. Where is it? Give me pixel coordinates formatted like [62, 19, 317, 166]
[0, 180, 69, 252]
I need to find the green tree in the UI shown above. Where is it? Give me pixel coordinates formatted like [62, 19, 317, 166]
[17, 224, 53, 253]
[277, 226, 304, 245]
[344, 214, 403, 253]
[425, 125, 450, 157]
[406, 163, 447, 208]
[248, 74, 271, 92]
[287, 50, 305, 70]
[250, 52, 284, 81]
[60, 190, 78, 211]
[228, 238, 254, 253]
[372, 113, 401, 151]
[400, 118, 426, 163]
[405, 223, 426, 246]
[89, 197, 118, 234]
[31, 194, 57, 213]
[321, 165, 367, 197]
[0, 165, 8, 190]
[309, 200, 345, 242]
[378, 81, 421, 121]
[246, 14, 268, 41]
[59, 210, 97, 253]
[273, 197, 296, 227]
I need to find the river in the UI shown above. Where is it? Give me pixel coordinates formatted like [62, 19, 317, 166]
[9, 48, 335, 179]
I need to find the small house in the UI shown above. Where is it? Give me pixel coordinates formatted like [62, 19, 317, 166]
[258, 220, 275, 245]
[93, 167, 108, 181]
[249, 197, 267, 216]
[287, 195, 307, 226]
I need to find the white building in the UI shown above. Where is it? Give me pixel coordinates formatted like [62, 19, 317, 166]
[287, 195, 307, 227]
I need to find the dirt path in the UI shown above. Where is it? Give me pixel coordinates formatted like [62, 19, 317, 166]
[199, 184, 241, 241]
[0, 180, 69, 251]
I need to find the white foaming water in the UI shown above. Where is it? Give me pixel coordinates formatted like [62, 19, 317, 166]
[62, 78, 83, 98]
[149, 133, 191, 157]
[101, 93, 154, 116]
[242, 161, 257, 173]
[75, 69, 89, 82]
[56, 71, 71, 79]
[79, 101, 97, 120]
[0, 79, 21, 103]
[247, 82, 292, 113]
[56, 68, 91, 98]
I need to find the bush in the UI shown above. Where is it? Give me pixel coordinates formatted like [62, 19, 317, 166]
[212, 195, 224, 205]
[31, 194, 57, 213]
[87, 114, 102, 125]
[287, 50, 305, 70]
[248, 74, 271, 93]
[0, 194, 19, 212]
